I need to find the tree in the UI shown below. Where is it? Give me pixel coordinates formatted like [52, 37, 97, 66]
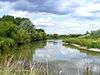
[31, 29, 46, 41]
[15, 18, 35, 33]
[0, 20, 16, 37]
[90, 29, 100, 38]
[13, 28, 30, 44]
[53, 34, 58, 39]
[0, 15, 46, 49]
[1, 15, 15, 23]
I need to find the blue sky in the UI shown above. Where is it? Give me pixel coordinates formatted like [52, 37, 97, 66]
[0, 0, 100, 34]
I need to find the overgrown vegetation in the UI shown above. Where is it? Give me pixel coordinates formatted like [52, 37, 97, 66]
[64, 29, 100, 49]
[0, 15, 46, 50]
[0, 15, 47, 75]
[0, 41, 46, 75]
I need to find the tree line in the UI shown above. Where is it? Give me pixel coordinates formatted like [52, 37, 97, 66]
[0, 15, 46, 50]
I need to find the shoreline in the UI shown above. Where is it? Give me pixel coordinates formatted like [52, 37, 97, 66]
[64, 43, 100, 52]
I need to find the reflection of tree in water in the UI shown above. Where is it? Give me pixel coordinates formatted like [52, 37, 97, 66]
[53, 41, 58, 45]
[0, 41, 46, 64]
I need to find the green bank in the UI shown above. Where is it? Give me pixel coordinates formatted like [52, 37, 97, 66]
[64, 29, 100, 51]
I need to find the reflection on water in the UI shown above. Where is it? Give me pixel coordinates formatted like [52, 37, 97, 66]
[1, 40, 100, 75]
[32, 40, 100, 75]
[0, 41, 46, 64]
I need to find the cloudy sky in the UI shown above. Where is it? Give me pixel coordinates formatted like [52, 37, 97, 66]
[0, 0, 100, 34]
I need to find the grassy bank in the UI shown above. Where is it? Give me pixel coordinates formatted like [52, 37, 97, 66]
[0, 55, 47, 75]
[64, 38, 100, 49]
[0, 41, 47, 75]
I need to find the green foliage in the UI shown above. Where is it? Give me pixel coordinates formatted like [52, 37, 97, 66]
[13, 29, 30, 43]
[0, 37, 15, 49]
[1, 15, 15, 22]
[0, 15, 46, 50]
[82, 29, 100, 38]
[90, 29, 100, 38]
[47, 34, 82, 39]
[64, 38, 100, 49]
[0, 21, 16, 37]
[15, 18, 35, 32]
[64, 29, 100, 49]
[46, 34, 58, 39]
[31, 29, 46, 41]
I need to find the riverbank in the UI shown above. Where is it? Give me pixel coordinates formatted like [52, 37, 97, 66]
[64, 38, 100, 52]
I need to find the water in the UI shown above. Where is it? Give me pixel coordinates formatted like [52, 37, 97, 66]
[1, 40, 100, 75]
[32, 40, 100, 75]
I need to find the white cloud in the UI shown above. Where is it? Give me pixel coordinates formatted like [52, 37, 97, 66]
[8, 10, 33, 18]
[0, 0, 100, 34]
[32, 17, 56, 26]
[74, 2, 100, 17]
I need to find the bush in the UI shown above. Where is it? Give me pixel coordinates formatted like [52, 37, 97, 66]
[0, 37, 15, 50]
[13, 29, 31, 44]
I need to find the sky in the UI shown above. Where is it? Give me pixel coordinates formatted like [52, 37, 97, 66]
[0, 0, 100, 34]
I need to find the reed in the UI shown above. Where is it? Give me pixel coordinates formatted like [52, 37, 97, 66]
[0, 55, 47, 75]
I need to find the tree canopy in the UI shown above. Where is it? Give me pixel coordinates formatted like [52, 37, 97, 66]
[0, 15, 46, 49]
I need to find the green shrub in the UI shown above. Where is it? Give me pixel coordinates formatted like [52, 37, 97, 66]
[0, 37, 15, 50]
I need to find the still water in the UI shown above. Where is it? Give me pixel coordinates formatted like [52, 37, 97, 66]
[1, 40, 100, 75]
[32, 40, 100, 75]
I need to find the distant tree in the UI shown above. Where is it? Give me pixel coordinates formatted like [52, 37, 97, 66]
[88, 29, 100, 38]
[86, 31, 90, 34]
[53, 34, 58, 39]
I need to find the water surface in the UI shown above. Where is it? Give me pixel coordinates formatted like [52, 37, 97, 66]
[1, 40, 100, 75]
[32, 40, 100, 75]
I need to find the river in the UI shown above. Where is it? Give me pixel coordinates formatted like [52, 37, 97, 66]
[33, 40, 100, 75]
[1, 40, 100, 75]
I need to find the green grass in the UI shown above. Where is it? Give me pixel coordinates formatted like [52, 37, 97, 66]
[64, 38, 100, 49]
